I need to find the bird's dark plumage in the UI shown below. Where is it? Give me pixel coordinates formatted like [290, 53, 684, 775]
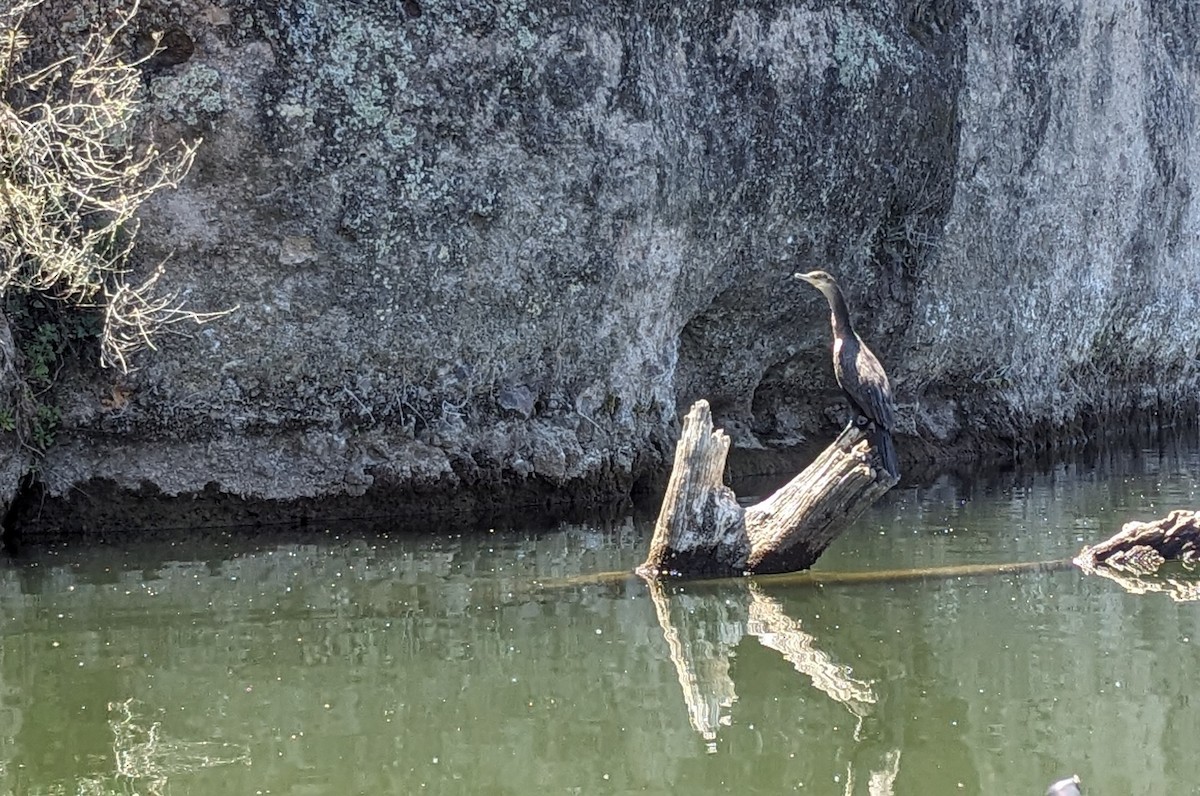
[793, 270, 899, 478]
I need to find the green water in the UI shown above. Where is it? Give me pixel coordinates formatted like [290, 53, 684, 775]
[2, 440, 1199, 795]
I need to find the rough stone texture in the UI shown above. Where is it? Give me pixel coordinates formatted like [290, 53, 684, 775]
[9, 0, 1200, 523]
[903, 0, 1200, 447]
[0, 310, 34, 521]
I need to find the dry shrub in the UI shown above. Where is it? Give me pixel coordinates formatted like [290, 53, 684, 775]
[0, 0, 227, 373]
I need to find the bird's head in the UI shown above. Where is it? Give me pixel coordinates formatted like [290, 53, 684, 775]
[792, 270, 839, 294]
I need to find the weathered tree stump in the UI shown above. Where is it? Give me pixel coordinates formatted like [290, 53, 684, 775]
[638, 399, 898, 578]
[1074, 509, 1200, 575]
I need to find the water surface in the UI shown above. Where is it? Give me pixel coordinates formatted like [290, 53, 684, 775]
[2, 438, 1199, 795]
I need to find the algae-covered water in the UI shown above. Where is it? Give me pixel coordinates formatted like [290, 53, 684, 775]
[1, 438, 1199, 795]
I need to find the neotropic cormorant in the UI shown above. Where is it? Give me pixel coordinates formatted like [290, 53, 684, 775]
[793, 270, 899, 478]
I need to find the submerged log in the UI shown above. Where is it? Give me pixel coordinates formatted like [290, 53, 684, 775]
[1074, 509, 1200, 575]
[638, 399, 898, 578]
[546, 557, 1071, 591]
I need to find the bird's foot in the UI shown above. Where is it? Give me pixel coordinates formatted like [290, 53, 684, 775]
[854, 414, 873, 430]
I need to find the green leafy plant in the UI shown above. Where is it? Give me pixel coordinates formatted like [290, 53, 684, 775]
[31, 402, 58, 451]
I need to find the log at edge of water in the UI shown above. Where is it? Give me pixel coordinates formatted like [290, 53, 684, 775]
[1074, 509, 1200, 573]
[637, 399, 899, 579]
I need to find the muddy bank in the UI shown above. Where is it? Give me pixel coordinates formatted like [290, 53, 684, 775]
[9, 412, 1196, 542]
[1, 472, 651, 543]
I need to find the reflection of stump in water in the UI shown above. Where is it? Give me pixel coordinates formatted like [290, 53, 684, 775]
[844, 749, 902, 796]
[645, 581, 739, 745]
[746, 586, 876, 718]
[644, 580, 877, 741]
[107, 699, 251, 796]
[644, 579, 901, 788]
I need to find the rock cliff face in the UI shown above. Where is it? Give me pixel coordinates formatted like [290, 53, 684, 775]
[905, 1, 1200, 445]
[9, 0, 1199, 524]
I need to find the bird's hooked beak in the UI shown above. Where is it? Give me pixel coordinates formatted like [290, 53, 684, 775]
[791, 271, 821, 288]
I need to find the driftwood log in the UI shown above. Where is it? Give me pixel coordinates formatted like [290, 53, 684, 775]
[638, 399, 898, 578]
[1073, 509, 1200, 600]
[1074, 509, 1200, 573]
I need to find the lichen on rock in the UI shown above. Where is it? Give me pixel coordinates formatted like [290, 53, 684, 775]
[149, 62, 224, 126]
[7, 0, 1200, 529]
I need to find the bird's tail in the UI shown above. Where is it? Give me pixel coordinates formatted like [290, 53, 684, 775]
[873, 427, 900, 480]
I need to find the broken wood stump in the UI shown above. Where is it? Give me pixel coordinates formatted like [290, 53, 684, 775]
[638, 399, 898, 578]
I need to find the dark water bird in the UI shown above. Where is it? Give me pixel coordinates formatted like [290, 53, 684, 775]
[1046, 774, 1082, 796]
[793, 270, 899, 478]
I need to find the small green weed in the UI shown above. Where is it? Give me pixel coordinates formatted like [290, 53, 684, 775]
[3, 293, 103, 453]
[31, 404, 60, 451]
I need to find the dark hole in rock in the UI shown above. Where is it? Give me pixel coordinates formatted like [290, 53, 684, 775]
[136, 25, 195, 71]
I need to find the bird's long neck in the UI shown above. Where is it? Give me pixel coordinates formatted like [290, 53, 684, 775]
[823, 285, 855, 338]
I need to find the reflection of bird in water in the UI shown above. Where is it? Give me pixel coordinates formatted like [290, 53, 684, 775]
[1046, 774, 1082, 796]
[792, 270, 899, 478]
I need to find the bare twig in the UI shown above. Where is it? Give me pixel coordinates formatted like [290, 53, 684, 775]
[0, 0, 226, 372]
